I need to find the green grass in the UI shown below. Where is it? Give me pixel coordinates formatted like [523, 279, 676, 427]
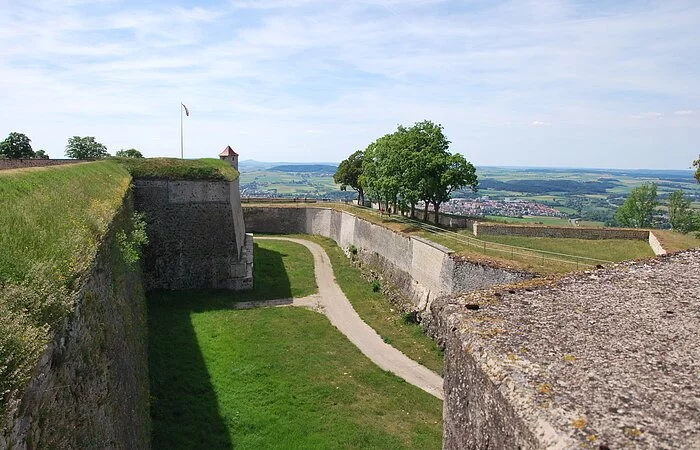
[653, 230, 700, 252]
[113, 157, 238, 181]
[0, 160, 130, 284]
[148, 297, 443, 449]
[284, 234, 444, 374]
[478, 234, 655, 262]
[0, 160, 132, 418]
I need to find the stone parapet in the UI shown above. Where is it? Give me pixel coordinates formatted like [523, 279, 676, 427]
[439, 250, 700, 449]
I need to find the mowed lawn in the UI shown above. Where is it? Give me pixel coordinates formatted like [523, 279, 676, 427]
[148, 239, 443, 449]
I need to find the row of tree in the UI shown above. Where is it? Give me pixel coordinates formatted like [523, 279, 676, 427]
[334, 120, 478, 224]
[0, 132, 143, 160]
[615, 181, 699, 233]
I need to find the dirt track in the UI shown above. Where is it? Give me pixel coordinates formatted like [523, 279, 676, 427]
[253, 237, 444, 400]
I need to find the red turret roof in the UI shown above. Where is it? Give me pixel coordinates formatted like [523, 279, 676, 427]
[219, 145, 239, 157]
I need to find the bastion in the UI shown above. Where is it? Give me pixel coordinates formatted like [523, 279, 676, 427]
[133, 149, 253, 291]
[435, 249, 700, 449]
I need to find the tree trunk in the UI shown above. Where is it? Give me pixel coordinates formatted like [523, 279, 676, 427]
[410, 203, 416, 218]
[433, 202, 441, 225]
[423, 201, 429, 222]
[357, 188, 364, 206]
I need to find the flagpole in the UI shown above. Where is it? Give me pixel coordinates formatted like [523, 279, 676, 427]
[180, 102, 184, 159]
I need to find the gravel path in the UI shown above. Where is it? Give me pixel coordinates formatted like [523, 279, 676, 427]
[255, 237, 444, 400]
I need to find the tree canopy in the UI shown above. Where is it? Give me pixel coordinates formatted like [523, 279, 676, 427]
[615, 183, 658, 228]
[116, 148, 144, 158]
[347, 120, 477, 223]
[0, 132, 35, 159]
[333, 150, 364, 205]
[667, 190, 698, 233]
[65, 136, 109, 159]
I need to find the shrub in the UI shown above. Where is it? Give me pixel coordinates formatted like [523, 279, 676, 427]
[371, 280, 381, 292]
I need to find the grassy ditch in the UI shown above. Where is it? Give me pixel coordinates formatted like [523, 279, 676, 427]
[149, 305, 442, 449]
[148, 240, 443, 448]
[285, 234, 445, 374]
[0, 161, 132, 417]
[112, 157, 238, 181]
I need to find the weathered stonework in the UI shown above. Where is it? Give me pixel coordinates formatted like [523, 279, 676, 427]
[243, 206, 530, 320]
[1, 194, 150, 449]
[438, 250, 700, 449]
[474, 222, 650, 240]
[135, 179, 253, 291]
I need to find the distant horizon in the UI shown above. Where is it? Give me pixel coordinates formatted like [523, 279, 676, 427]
[238, 159, 697, 173]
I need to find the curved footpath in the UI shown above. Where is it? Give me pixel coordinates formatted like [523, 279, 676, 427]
[253, 237, 444, 400]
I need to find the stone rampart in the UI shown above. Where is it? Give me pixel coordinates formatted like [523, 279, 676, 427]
[1, 194, 150, 449]
[438, 250, 700, 448]
[412, 210, 477, 229]
[135, 179, 253, 290]
[243, 207, 530, 316]
[474, 222, 650, 240]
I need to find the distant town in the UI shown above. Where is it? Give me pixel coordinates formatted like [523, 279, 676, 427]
[440, 198, 566, 219]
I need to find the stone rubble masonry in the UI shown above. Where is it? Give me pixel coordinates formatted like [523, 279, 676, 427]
[135, 179, 253, 291]
[474, 221, 650, 240]
[242, 206, 531, 322]
[436, 249, 700, 449]
[1, 192, 150, 449]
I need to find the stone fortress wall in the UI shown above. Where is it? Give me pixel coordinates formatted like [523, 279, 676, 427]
[473, 221, 650, 240]
[243, 207, 531, 317]
[1, 192, 151, 449]
[135, 179, 253, 291]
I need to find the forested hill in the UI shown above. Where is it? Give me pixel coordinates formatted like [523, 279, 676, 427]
[478, 178, 619, 194]
[269, 164, 337, 173]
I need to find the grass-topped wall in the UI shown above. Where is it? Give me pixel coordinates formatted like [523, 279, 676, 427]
[113, 157, 239, 181]
[0, 161, 131, 417]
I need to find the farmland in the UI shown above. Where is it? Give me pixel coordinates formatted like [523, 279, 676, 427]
[239, 161, 700, 226]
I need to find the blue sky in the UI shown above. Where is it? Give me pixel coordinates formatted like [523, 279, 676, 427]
[0, 0, 698, 169]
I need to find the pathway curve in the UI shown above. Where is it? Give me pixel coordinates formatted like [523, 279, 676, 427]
[255, 237, 444, 400]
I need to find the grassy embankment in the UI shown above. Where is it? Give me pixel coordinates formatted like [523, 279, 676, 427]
[149, 239, 442, 449]
[0, 157, 239, 419]
[0, 161, 132, 417]
[112, 156, 238, 180]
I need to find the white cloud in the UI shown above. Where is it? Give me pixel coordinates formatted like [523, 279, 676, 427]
[0, 0, 699, 168]
[631, 112, 664, 120]
[674, 110, 696, 116]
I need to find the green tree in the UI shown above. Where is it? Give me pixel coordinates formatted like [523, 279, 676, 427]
[115, 148, 143, 158]
[667, 190, 697, 233]
[33, 149, 49, 159]
[65, 136, 108, 159]
[615, 183, 658, 228]
[0, 132, 35, 159]
[334, 150, 364, 205]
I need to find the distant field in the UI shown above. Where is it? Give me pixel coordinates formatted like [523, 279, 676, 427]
[240, 170, 340, 196]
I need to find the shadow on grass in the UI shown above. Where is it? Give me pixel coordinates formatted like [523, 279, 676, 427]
[148, 242, 292, 449]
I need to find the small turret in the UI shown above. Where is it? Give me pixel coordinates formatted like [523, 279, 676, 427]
[219, 145, 239, 170]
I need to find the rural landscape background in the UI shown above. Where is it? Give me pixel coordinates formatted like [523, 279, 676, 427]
[239, 160, 700, 228]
